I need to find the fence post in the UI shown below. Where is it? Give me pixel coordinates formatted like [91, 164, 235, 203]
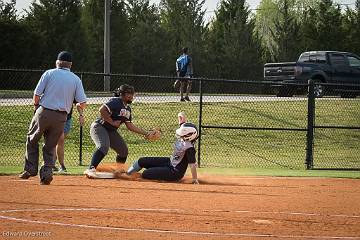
[306, 79, 315, 169]
[197, 78, 204, 167]
[103, 0, 111, 92]
[79, 73, 83, 166]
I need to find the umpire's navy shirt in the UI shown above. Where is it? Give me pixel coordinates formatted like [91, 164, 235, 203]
[96, 97, 132, 131]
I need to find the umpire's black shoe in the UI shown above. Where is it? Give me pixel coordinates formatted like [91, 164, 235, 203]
[19, 171, 33, 179]
[180, 98, 186, 102]
[40, 176, 53, 185]
[40, 180, 52, 185]
[39, 166, 53, 185]
[184, 96, 191, 102]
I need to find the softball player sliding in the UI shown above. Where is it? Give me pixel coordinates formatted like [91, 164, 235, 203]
[126, 112, 199, 184]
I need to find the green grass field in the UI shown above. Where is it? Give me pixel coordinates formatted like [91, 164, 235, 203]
[0, 97, 359, 177]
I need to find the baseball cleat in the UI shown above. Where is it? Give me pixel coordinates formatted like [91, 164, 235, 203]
[58, 166, 67, 173]
[84, 168, 97, 179]
[19, 171, 34, 179]
[40, 178, 52, 185]
[84, 168, 115, 179]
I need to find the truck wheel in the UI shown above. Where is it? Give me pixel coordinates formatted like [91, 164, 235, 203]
[313, 80, 325, 98]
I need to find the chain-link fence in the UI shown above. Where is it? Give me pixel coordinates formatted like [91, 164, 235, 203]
[0, 69, 359, 170]
[311, 82, 360, 170]
[198, 79, 308, 169]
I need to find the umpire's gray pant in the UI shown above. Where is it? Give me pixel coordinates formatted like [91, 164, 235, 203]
[90, 122, 128, 159]
[24, 107, 67, 177]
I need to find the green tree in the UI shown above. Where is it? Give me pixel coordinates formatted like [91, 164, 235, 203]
[0, 0, 42, 68]
[298, 4, 318, 51]
[299, 0, 345, 52]
[255, 0, 305, 62]
[254, 0, 278, 61]
[315, 0, 344, 51]
[343, 0, 360, 55]
[255, 0, 330, 61]
[159, 0, 207, 76]
[81, 0, 104, 71]
[82, 0, 130, 73]
[126, 0, 168, 74]
[270, 0, 302, 61]
[0, 0, 16, 21]
[110, 0, 131, 73]
[24, 0, 88, 70]
[207, 0, 263, 79]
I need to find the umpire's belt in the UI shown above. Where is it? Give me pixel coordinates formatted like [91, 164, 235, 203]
[41, 106, 67, 114]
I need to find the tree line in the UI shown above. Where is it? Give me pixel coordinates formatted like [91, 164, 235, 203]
[1, 0, 359, 80]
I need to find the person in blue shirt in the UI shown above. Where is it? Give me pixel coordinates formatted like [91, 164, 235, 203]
[19, 51, 87, 185]
[54, 103, 84, 173]
[175, 47, 193, 102]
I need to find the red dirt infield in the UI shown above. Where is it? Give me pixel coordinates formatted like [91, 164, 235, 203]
[0, 175, 359, 240]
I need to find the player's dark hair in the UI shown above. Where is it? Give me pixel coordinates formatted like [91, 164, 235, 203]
[182, 47, 188, 54]
[113, 84, 135, 97]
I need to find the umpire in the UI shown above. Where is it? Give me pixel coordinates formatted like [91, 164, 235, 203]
[19, 51, 87, 185]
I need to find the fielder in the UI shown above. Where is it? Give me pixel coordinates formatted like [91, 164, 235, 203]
[84, 84, 159, 178]
[125, 112, 199, 184]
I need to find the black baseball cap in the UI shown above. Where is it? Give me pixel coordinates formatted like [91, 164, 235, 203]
[57, 51, 72, 62]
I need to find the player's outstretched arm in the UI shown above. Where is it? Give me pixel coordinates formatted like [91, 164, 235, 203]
[125, 122, 161, 141]
[125, 122, 149, 137]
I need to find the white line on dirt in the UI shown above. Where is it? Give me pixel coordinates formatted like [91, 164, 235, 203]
[1, 207, 359, 219]
[0, 213, 359, 240]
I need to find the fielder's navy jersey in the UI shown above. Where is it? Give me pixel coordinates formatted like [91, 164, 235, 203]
[96, 97, 132, 131]
[170, 140, 196, 176]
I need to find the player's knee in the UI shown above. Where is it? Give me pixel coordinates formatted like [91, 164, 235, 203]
[116, 146, 128, 159]
[97, 146, 109, 155]
[141, 169, 154, 180]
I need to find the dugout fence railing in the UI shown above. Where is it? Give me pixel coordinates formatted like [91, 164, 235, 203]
[0, 69, 359, 170]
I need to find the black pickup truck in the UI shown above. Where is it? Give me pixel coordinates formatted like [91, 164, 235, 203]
[264, 51, 360, 97]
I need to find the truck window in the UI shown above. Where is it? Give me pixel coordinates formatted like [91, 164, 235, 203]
[298, 53, 310, 62]
[347, 56, 360, 67]
[316, 54, 327, 63]
[330, 54, 346, 66]
[308, 53, 326, 63]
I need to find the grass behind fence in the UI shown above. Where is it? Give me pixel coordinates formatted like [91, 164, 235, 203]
[0, 99, 359, 170]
